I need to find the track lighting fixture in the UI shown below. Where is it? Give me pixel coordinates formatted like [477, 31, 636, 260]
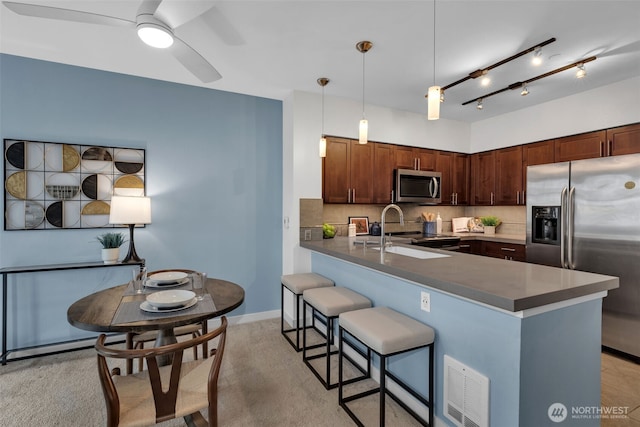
[462, 56, 596, 107]
[480, 70, 491, 87]
[431, 37, 556, 95]
[520, 84, 529, 96]
[317, 77, 329, 158]
[477, 99, 483, 110]
[532, 46, 543, 66]
[576, 63, 587, 79]
[356, 41, 372, 143]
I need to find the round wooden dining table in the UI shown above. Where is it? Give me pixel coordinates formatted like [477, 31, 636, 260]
[67, 275, 245, 335]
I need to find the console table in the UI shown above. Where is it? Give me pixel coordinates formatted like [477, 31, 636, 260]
[1, 261, 143, 365]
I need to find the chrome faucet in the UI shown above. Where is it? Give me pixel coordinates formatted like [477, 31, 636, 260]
[380, 204, 404, 250]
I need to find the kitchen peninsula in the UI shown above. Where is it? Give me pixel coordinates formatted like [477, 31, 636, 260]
[301, 237, 618, 427]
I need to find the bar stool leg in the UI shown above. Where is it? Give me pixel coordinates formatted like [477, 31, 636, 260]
[380, 354, 386, 427]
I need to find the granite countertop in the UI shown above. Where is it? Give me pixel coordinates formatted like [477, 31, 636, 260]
[300, 237, 618, 312]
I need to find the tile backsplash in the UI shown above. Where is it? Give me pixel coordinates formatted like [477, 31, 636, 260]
[321, 203, 526, 236]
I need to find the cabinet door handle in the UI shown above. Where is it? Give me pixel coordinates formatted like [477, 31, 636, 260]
[491, 192, 494, 205]
[348, 188, 351, 203]
[352, 188, 355, 203]
[501, 247, 516, 252]
[517, 191, 520, 205]
[459, 244, 470, 248]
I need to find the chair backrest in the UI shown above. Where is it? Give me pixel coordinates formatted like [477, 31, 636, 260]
[95, 316, 227, 426]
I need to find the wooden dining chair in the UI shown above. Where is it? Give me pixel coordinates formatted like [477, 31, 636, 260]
[96, 317, 228, 427]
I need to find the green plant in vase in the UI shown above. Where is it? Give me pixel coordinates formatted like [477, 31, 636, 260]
[97, 232, 126, 249]
[480, 216, 501, 235]
[97, 232, 126, 264]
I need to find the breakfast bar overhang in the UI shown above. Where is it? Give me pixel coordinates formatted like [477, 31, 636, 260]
[301, 237, 619, 427]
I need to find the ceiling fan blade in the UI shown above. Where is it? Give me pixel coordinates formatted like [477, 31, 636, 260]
[170, 36, 221, 83]
[197, 6, 245, 46]
[137, 0, 162, 17]
[153, 0, 214, 29]
[2, 1, 134, 27]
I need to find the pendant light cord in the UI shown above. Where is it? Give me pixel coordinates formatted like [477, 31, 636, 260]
[433, 0, 436, 86]
[321, 85, 325, 135]
[362, 50, 366, 119]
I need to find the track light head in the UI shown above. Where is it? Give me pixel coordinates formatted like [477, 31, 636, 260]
[532, 47, 543, 66]
[521, 84, 529, 96]
[476, 99, 483, 110]
[576, 63, 587, 79]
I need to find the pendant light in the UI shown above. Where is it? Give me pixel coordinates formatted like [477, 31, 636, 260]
[427, 0, 440, 120]
[356, 41, 372, 144]
[317, 77, 329, 158]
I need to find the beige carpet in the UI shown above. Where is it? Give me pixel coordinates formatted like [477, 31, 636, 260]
[0, 318, 421, 427]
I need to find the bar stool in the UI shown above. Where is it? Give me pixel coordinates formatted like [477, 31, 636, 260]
[281, 273, 334, 351]
[302, 286, 372, 389]
[339, 306, 435, 426]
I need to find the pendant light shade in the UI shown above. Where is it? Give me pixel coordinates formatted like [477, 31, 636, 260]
[428, 86, 441, 120]
[359, 119, 368, 144]
[356, 41, 372, 144]
[317, 77, 330, 158]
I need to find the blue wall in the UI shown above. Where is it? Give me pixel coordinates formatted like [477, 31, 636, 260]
[0, 54, 283, 348]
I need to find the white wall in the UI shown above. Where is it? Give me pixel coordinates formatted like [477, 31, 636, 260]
[470, 76, 640, 152]
[282, 91, 471, 274]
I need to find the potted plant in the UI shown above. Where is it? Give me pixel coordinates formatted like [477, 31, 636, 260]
[97, 232, 126, 264]
[480, 216, 501, 235]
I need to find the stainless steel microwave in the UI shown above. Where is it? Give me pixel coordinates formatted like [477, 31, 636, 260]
[394, 169, 441, 204]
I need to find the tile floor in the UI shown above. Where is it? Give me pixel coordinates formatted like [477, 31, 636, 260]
[601, 350, 640, 426]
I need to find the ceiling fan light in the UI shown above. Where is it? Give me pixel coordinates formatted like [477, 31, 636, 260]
[428, 86, 441, 120]
[137, 23, 174, 48]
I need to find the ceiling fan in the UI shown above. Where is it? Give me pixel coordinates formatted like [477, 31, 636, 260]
[2, 0, 225, 83]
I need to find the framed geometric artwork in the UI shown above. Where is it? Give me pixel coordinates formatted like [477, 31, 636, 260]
[4, 139, 146, 230]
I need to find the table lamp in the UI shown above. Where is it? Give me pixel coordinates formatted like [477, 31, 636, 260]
[108, 196, 151, 263]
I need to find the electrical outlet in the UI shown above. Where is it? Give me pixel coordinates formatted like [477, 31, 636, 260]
[421, 291, 431, 312]
[304, 229, 312, 240]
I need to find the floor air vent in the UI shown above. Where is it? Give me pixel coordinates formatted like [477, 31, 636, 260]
[443, 355, 490, 427]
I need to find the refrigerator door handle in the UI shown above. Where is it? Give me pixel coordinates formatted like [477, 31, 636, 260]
[561, 187, 568, 268]
[568, 186, 576, 269]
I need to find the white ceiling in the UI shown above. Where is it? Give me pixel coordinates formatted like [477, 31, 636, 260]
[1, 0, 639, 122]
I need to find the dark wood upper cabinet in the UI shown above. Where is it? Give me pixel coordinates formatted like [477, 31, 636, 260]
[495, 146, 523, 205]
[470, 151, 496, 205]
[372, 143, 394, 204]
[393, 146, 436, 171]
[607, 123, 640, 156]
[522, 139, 555, 196]
[555, 130, 607, 162]
[322, 137, 373, 204]
[436, 151, 468, 205]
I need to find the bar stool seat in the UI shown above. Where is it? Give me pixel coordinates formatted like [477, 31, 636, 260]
[339, 306, 435, 426]
[303, 286, 372, 389]
[281, 273, 334, 351]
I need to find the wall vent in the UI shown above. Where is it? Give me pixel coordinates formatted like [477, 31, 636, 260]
[443, 355, 490, 427]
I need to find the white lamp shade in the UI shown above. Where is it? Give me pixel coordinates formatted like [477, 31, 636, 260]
[428, 86, 441, 120]
[109, 196, 151, 225]
[359, 119, 368, 144]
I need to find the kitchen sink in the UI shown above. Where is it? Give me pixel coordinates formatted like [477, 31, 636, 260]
[372, 245, 450, 260]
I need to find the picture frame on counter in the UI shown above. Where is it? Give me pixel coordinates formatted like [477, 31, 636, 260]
[348, 216, 369, 235]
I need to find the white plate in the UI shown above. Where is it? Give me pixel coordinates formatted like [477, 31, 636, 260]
[147, 271, 188, 284]
[146, 289, 195, 308]
[140, 297, 197, 313]
[145, 277, 190, 288]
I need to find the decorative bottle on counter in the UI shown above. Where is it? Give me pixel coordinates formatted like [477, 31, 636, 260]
[436, 213, 442, 234]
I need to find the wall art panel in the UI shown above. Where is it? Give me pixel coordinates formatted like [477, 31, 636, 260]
[4, 139, 146, 230]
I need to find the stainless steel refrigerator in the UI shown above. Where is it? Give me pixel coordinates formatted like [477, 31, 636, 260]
[526, 153, 640, 358]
